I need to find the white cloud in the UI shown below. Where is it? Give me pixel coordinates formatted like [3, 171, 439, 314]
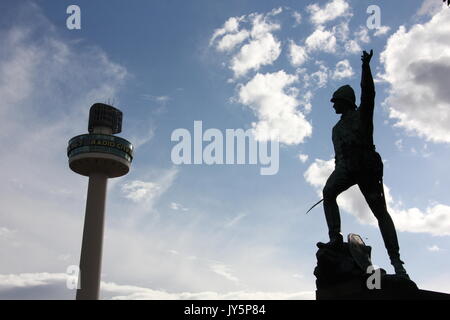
[416, 0, 446, 16]
[393, 204, 450, 236]
[170, 202, 188, 211]
[224, 213, 247, 228]
[121, 169, 178, 203]
[304, 159, 450, 236]
[110, 289, 315, 300]
[344, 39, 362, 54]
[373, 26, 391, 37]
[210, 263, 239, 284]
[292, 11, 302, 26]
[230, 33, 281, 78]
[210, 16, 243, 45]
[249, 12, 281, 38]
[427, 245, 442, 252]
[155, 95, 170, 103]
[298, 154, 309, 163]
[355, 27, 370, 43]
[303, 159, 334, 189]
[122, 181, 162, 203]
[305, 26, 337, 53]
[332, 60, 354, 80]
[140, 94, 171, 104]
[217, 30, 250, 52]
[288, 40, 308, 67]
[311, 63, 329, 88]
[267, 7, 283, 17]
[0, 227, 15, 238]
[292, 273, 304, 280]
[380, 8, 450, 143]
[307, 0, 351, 25]
[211, 11, 282, 78]
[238, 70, 312, 145]
[0, 273, 69, 289]
[0, 272, 315, 300]
[333, 20, 350, 42]
[298, 90, 313, 113]
[395, 139, 404, 151]
[129, 126, 155, 149]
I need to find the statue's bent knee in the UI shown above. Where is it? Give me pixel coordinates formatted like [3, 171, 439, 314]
[322, 185, 336, 200]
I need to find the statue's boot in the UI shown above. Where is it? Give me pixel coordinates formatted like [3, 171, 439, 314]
[317, 232, 344, 249]
[390, 256, 410, 280]
[319, 198, 344, 249]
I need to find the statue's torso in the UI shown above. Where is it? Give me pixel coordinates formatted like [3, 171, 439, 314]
[332, 109, 376, 172]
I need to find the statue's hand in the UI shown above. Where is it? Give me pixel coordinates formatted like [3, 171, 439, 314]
[361, 49, 373, 65]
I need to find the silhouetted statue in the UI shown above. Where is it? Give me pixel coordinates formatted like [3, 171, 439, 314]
[319, 50, 409, 278]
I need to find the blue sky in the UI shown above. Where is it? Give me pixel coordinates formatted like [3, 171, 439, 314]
[1, 0, 450, 299]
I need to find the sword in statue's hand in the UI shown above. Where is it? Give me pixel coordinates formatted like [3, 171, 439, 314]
[305, 198, 323, 214]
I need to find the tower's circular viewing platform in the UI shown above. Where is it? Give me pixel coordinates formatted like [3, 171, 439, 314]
[67, 133, 133, 178]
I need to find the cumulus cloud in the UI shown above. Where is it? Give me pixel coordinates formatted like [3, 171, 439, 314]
[288, 40, 308, 67]
[209, 16, 250, 52]
[298, 154, 309, 163]
[355, 27, 370, 43]
[380, 8, 450, 143]
[230, 33, 281, 78]
[292, 11, 302, 26]
[332, 60, 354, 80]
[344, 39, 362, 54]
[210, 11, 282, 78]
[217, 30, 250, 52]
[373, 26, 391, 37]
[210, 16, 244, 45]
[302, 20, 364, 56]
[305, 26, 337, 53]
[304, 159, 450, 236]
[311, 63, 329, 88]
[307, 0, 351, 25]
[238, 70, 312, 144]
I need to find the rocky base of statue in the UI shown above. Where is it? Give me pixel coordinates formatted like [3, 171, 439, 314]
[314, 234, 450, 300]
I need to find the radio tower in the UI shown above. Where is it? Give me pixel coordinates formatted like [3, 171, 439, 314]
[67, 103, 133, 300]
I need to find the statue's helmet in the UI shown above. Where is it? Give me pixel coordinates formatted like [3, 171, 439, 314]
[330, 85, 357, 109]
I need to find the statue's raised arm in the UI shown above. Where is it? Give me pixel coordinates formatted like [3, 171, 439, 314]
[360, 49, 375, 124]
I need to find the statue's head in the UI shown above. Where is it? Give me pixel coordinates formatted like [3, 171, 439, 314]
[330, 85, 357, 114]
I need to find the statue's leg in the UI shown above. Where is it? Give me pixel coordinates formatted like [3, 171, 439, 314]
[322, 166, 355, 243]
[358, 175, 408, 277]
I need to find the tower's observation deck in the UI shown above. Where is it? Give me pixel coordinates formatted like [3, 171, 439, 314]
[67, 103, 133, 178]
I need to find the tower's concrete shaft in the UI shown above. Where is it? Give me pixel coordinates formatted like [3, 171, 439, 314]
[76, 172, 108, 300]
